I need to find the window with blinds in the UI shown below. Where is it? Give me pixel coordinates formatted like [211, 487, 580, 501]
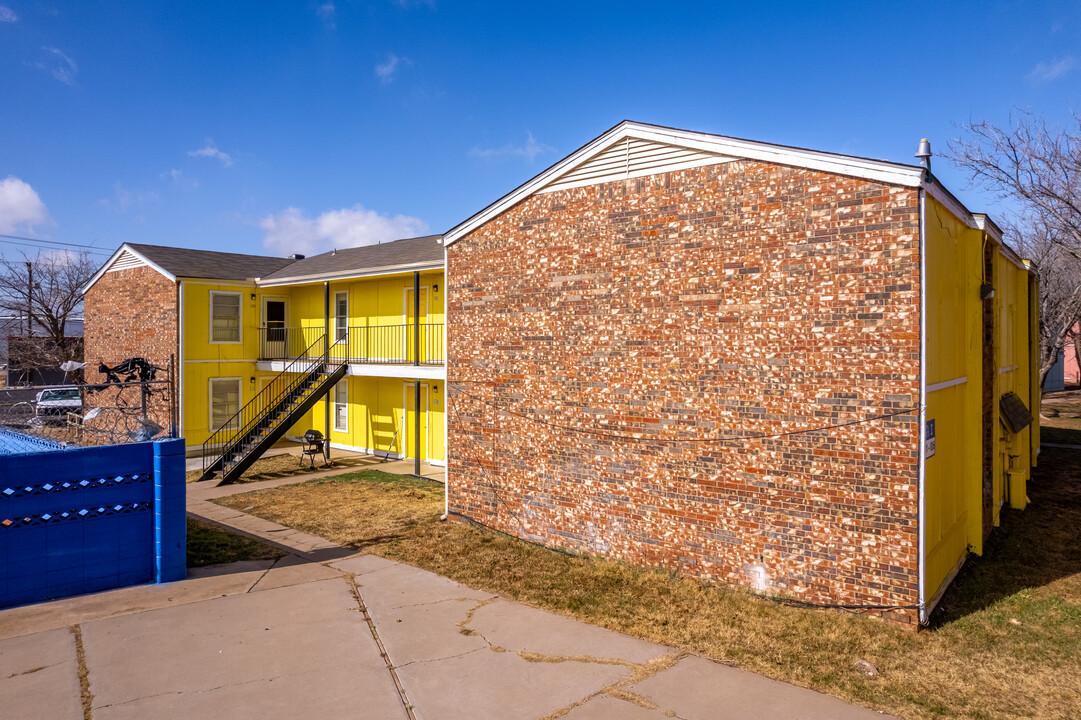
[211, 292, 241, 343]
[210, 378, 241, 431]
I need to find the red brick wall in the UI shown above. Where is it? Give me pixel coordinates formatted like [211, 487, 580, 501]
[84, 266, 177, 375]
[447, 161, 922, 625]
[83, 266, 177, 436]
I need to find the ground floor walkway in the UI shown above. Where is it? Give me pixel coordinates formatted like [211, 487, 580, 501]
[0, 470, 894, 720]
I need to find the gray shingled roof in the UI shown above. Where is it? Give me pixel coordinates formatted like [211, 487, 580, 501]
[259, 234, 444, 283]
[127, 243, 298, 281]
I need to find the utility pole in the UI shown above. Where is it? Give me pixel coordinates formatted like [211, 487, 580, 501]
[25, 261, 33, 338]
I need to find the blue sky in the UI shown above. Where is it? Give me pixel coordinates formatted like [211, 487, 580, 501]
[0, 1, 1078, 262]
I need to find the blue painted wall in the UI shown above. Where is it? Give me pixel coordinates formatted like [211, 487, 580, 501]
[0, 438, 186, 609]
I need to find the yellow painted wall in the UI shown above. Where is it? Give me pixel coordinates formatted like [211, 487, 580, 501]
[180, 281, 261, 446]
[923, 196, 1038, 603]
[924, 197, 984, 597]
[302, 375, 446, 462]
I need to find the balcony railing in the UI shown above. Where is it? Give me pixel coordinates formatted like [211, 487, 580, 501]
[259, 324, 444, 366]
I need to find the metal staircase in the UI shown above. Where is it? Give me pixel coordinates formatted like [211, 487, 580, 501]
[199, 335, 345, 485]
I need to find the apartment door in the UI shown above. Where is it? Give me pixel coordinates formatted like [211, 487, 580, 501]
[402, 382, 430, 461]
[404, 287, 429, 363]
[262, 298, 287, 358]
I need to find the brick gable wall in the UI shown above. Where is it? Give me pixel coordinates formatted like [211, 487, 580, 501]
[83, 266, 177, 435]
[84, 266, 178, 374]
[446, 160, 922, 625]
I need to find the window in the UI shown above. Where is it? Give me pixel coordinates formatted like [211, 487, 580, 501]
[334, 291, 348, 343]
[210, 378, 241, 431]
[333, 378, 348, 432]
[211, 292, 241, 343]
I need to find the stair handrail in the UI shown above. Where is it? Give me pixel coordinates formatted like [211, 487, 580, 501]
[202, 333, 333, 474]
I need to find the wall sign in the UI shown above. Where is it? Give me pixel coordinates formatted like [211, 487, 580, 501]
[925, 419, 936, 458]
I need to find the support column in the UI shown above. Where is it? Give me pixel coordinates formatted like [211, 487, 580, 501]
[414, 271, 421, 476]
[324, 282, 331, 463]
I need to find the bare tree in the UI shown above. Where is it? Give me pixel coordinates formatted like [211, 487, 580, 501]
[948, 112, 1081, 388]
[0, 250, 98, 373]
[1010, 217, 1081, 388]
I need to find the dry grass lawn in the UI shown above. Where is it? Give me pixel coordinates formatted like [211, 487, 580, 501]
[186, 450, 385, 484]
[215, 450, 1081, 720]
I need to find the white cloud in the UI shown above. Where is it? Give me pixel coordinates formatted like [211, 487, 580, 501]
[38, 46, 78, 85]
[469, 131, 554, 163]
[97, 182, 159, 212]
[375, 53, 411, 83]
[317, 2, 336, 27]
[0, 6, 17, 22]
[1027, 55, 1076, 83]
[259, 205, 429, 256]
[187, 139, 234, 166]
[0, 176, 51, 234]
[162, 168, 199, 189]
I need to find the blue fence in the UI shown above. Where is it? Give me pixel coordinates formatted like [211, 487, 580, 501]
[0, 438, 186, 609]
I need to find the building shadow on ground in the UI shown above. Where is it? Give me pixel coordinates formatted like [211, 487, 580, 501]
[929, 445, 1081, 627]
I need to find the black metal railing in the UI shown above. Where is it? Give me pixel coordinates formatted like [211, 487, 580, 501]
[202, 334, 330, 475]
[258, 324, 444, 366]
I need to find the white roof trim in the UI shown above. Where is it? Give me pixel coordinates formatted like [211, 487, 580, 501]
[921, 181, 1030, 273]
[81, 244, 176, 294]
[255, 260, 443, 287]
[445, 121, 926, 246]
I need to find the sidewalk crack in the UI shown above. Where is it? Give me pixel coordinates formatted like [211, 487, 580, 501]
[343, 573, 418, 720]
[393, 646, 486, 669]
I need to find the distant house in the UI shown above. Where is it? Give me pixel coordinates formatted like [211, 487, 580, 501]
[443, 121, 1039, 628]
[1066, 324, 1080, 387]
[82, 239, 445, 479]
[0, 315, 84, 387]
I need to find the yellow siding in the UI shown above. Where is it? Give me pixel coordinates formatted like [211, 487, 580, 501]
[924, 196, 984, 597]
[303, 376, 446, 462]
[181, 281, 261, 445]
[180, 267, 445, 455]
[923, 196, 1038, 603]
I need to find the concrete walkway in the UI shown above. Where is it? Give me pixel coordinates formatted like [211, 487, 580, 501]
[1, 469, 897, 720]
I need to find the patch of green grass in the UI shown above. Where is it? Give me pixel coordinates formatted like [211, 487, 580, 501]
[185, 518, 287, 568]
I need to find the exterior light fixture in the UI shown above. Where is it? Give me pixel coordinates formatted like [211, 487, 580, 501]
[249, 376, 256, 384]
[251, 293, 256, 300]
[434, 284, 439, 292]
[915, 138, 932, 171]
[980, 283, 995, 300]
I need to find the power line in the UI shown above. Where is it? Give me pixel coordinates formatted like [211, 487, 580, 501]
[0, 233, 112, 256]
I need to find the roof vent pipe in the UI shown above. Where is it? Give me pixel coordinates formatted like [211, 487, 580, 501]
[915, 138, 932, 171]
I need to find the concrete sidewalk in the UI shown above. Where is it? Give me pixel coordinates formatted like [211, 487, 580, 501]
[1, 473, 897, 720]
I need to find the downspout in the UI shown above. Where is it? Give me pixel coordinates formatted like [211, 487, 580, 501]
[414, 270, 421, 477]
[917, 188, 928, 624]
[177, 280, 184, 442]
[324, 281, 331, 462]
[441, 243, 449, 521]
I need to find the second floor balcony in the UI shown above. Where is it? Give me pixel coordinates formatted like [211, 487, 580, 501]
[259, 324, 444, 366]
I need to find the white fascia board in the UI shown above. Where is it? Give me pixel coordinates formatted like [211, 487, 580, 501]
[922, 182, 1030, 273]
[445, 121, 926, 247]
[922, 178, 976, 229]
[81, 244, 176, 294]
[255, 261, 443, 288]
